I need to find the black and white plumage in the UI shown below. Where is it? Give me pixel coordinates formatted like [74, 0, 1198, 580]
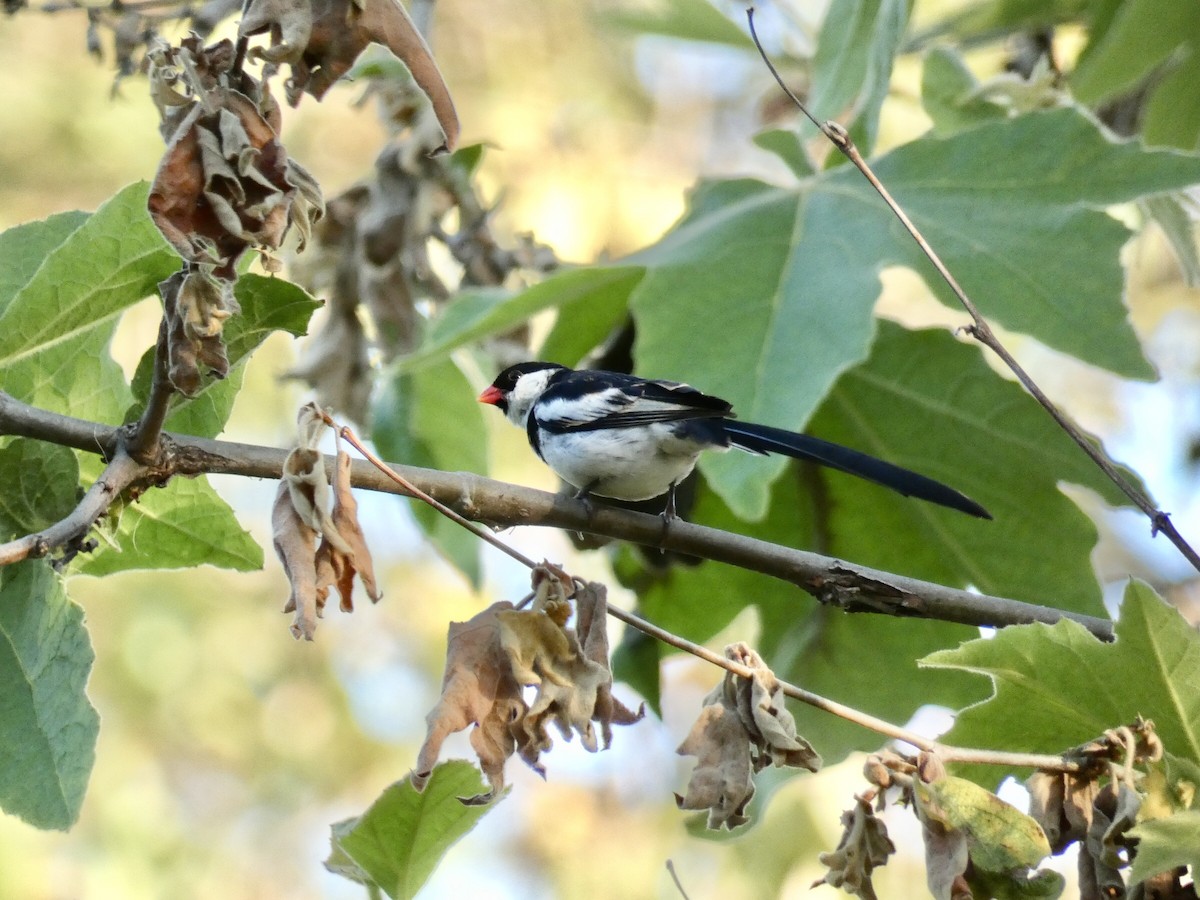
[479, 362, 991, 519]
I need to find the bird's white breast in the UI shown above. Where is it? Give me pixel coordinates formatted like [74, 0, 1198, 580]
[537, 423, 706, 501]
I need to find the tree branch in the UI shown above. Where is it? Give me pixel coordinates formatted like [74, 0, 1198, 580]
[0, 451, 145, 566]
[0, 390, 1115, 639]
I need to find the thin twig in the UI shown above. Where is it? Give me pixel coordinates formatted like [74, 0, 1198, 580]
[744, 6, 1200, 575]
[608, 603, 1081, 773]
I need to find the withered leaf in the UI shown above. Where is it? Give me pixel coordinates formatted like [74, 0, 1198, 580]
[675, 702, 755, 830]
[814, 797, 896, 900]
[314, 445, 382, 613]
[159, 270, 232, 396]
[272, 476, 320, 640]
[574, 583, 643, 747]
[413, 602, 527, 804]
[676, 642, 819, 830]
[276, 0, 459, 152]
[149, 84, 323, 278]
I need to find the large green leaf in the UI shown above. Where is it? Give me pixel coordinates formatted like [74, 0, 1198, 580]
[0, 182, 178, 423]
[326, 761, 501, 900]
[631, 107, 1196, 516]
[373, 358, 488, 586]
[923, 581, 1200, 783]
[802, 322, 1125, 614]
[394, 266, 644, 373]
[72, 475, 263, 576]
[125, 273, 321, 438]
[0, 561, 99, 830]
[0, 439, 80, 541]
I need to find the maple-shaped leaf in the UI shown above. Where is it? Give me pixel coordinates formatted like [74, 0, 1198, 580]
[628, 107, 1200, 516]
[922, 581, 1200, 784]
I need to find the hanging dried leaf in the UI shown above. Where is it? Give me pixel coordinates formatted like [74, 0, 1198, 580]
[413, 601, 528, 804]
[573, 583, 643, 747]
[158, 270, 232, 396]
[270, 404, 379, 638]
[1027, 770, 1101, 853]
[675, 701, 756, 830]
[814, 797, 896, 900]
[314, 445, 382, 612]
[676, 642, 820, 830]
[147, 37, 323, 279]
[245, 0, 459, 152]
[272, 474, 320, 640]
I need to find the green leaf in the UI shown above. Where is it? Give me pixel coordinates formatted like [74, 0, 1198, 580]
[597, 0, 754, 49]
[631, 108, 1193, 514]
[0, 561, 99, 830]
[0, 210, 89, 309]
[126, 274, 321, 438]
[803, 322, 1126, 615]
[920, 46, 1008, 135]
[326, 761, 502, 900]
[72, 476, 263, 576]
[395, 266, 644, 373]
[915, 776, 1050, 871]
[923, 581, 1200, 783]
[0, 440, 80, 541]
[0, 182, 179, 423]
[373, 358, 487, 585]
[1127, 810, 1200, 885]
[810, 0, 909, 153]
[1142, 195, 1200, 287]
[752, 129, 815, 179]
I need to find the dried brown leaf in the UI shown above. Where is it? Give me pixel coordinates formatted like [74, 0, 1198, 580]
[814, 797, 896, 900]
[272, 478, 320, 640]
[413, 602, 526, 803]
[574, 583, 644, 747]
[675, 702, 755, 830]
[314, 445, 382, 612]
[284, 0, 458, 151]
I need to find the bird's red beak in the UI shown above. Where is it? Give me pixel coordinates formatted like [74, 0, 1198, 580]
[478, 386, 504, 405]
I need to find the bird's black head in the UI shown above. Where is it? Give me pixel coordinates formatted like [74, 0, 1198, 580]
[478, 361, 566, 413]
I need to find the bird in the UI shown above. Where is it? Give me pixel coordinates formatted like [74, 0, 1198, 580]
[478, 361, 991, 520]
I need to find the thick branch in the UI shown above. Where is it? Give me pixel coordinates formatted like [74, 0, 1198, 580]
[0, 391, 1115, 639]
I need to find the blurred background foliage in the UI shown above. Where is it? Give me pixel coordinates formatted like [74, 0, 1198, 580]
[1, 0, 1199, 897]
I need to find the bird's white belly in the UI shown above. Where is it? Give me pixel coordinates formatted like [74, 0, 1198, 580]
[538, 425, 703, 501]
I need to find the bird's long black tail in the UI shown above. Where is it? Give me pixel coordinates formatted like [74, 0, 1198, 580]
[722, 421, 991, 519]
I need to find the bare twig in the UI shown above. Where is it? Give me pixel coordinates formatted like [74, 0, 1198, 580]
[744, 6, 1200, 575]
[0, 390, 1115, 640]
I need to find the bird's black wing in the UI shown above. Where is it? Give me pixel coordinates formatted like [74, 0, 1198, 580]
[535, 370, 733, 433]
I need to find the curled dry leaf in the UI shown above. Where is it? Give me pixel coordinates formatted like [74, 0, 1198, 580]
[414, 571, 639, 802]
[413, 601, 528, 805]
[240, 0, 459, 152]
[1081, 780, 1141, 895]
[814, 797, 896, 900]
[147, 36, 324, 280]
[676, 642, 821, 830]
[314, 446, 382, 613]
[1027, 770, 1100, 853]
[573, 583, 644, 748]
[158, 270, 233, 396]
[271, 404, 379, 638]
